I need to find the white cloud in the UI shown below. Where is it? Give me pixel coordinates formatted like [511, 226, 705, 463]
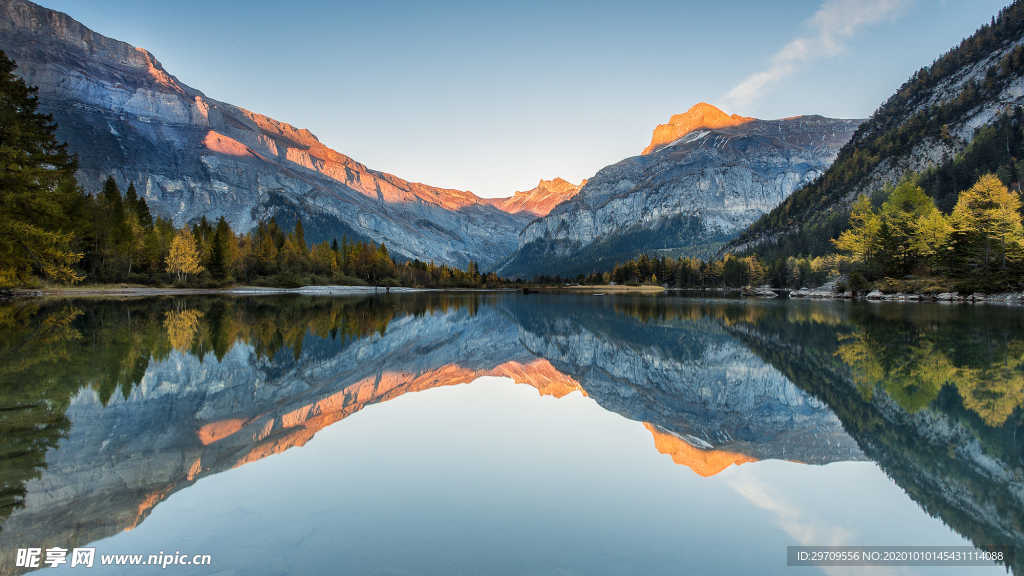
[722, 0, 906, 111]
[726, 474, 909, 576]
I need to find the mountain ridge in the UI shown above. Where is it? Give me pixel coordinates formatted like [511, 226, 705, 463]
[0, 0, 574, 270]
[498, 113, 862, 277]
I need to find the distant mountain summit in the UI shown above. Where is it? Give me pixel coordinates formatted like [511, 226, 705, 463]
[489, 177, 583, 217]
[643, 103, 754, 154]
[498, 109, 861, 277]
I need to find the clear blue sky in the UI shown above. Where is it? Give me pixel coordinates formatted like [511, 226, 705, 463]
[40, 0, 1011, 197]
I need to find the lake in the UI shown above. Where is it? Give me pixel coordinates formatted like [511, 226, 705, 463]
[1, 293, 1022, 575]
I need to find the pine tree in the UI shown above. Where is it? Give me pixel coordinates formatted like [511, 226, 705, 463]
[293, 218, 305, 248]
[209, 216, 236, 280]
[310, 241, 337, 276]
[192, 216, 214, 269]
[0, 50, 83, 286]
[120, 181, 151, 276]
[94, 176, 132, 280]
[125, 181, 152, 227]
[280, 220, 309, 274]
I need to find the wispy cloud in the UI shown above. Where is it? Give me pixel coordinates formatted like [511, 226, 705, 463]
[722, 0, 907, 111]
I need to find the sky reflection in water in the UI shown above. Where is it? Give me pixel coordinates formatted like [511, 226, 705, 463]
[1, 294, 1020, 575]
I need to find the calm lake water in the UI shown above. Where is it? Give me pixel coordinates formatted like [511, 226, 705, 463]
[1, 293, 1023, 575]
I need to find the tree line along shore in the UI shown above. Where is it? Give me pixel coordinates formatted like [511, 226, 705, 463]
[3, 47, 1023, 300]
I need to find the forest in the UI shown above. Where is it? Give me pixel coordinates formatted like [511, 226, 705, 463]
[538, 253, 829, 291]
[832, 174, 1024, 292]
[66, 176, 504, 289]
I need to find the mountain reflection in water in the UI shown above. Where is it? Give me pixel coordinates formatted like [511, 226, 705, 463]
[0, 294, 1021, 574]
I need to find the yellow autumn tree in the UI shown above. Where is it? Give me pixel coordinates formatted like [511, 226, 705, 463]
[164, 308, 204, 352]
[165, 228, 203, 282]
[911, 208, 953, 266]
[949, 173, 1024, 274]
[833, 195, 881, 264]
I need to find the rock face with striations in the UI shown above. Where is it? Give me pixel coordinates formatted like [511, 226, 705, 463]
[498, 103, 861, 277]
[0, 0, 566, 270]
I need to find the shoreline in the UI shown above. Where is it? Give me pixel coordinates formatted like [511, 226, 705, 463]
[527, 284, 666, 294]
[787, 287, 1024, 305]
[5, 285, 515, 299]
[5, 283, 1023, 305]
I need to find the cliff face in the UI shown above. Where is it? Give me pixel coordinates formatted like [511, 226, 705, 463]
[499, 108, 861, 277]
[0, 0, 559, 270]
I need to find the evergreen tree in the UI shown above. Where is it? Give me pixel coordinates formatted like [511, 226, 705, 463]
[192, 216, 214, 270]
[119, 181, 150, 276]
[209, 217, 236, 280]
[293, 218, 305, 248]
[280, 220, 309, 274]
[94, 176, 132, 280]
[125, 181, 152, 228]
[0, 50, 82, 286]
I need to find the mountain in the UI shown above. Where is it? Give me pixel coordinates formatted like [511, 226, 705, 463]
[498, 103, 861, 277]
[729, 1, 1024, 257]
[487, 177, 583, 217]
[0, 0, 572, 270]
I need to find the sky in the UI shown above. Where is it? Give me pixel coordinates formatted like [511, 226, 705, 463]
[40, 0, 1012, 198]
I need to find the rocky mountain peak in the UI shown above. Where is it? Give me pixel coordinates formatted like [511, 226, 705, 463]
[643, 102, 755, 154]
[490, 177, 584, 216]
[534, 177, 580, 195]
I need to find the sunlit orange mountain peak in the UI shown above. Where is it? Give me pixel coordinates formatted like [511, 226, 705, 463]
[643, 102, 755, 154]
[490, 177, 585, 216]
[643, 423, 758, 477]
